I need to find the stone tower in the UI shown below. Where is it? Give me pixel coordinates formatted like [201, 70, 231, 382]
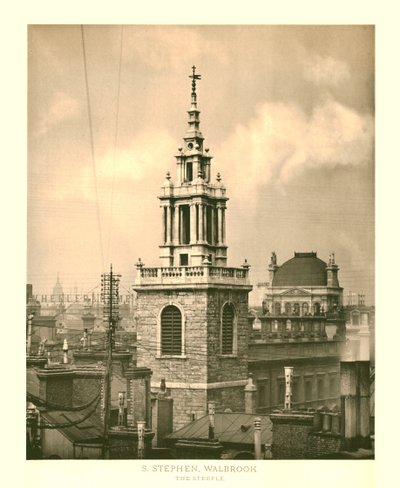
[134, 67, 252, 430]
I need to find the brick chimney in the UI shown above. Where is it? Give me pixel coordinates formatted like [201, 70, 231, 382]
[244, 373, 257, 414]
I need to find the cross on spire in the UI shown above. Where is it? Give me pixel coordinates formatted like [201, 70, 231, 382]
[189, 65, 201, 106]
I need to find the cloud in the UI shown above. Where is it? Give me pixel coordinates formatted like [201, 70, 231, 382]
[38, 91, 81, 135]
[215, 99, 374, 200]
[55, 129, 177, 202]
[125, 26, 227, 70]
[302, 53, 351, 86]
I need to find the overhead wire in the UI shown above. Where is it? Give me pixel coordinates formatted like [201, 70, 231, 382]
[106, 25, 124, 264]
[80, 24, 105, 271]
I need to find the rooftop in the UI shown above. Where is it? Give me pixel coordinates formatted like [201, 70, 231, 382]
[167, 412, 272, 446]
[273, 252, 329, 287]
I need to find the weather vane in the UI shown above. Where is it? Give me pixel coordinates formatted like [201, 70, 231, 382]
[189, 65, 201, 102]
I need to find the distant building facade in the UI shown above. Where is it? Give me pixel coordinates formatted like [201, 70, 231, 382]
[249, 251, 346, 412]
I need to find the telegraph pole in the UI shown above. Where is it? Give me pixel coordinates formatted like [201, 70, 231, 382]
[101, 264, 120, 459]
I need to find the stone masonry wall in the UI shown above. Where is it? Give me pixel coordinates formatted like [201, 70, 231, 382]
[135, 289, 208, 385]
[206, 289, 249, 384]
[135, 285, 250, 430]
[168, 388, 207, 431]
[306, 432, 341, 458]
[207, 385, 245, 413]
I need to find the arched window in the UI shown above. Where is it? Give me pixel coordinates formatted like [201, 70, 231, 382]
[293, 303, 300, 316]
[274, 302, 281, 315]
[314, 303, 321, 315]
[161, 305, 182, 355]
[285, 303, 292, 315]
[302, 303, 309, 316]
[221, 303, 235, 354]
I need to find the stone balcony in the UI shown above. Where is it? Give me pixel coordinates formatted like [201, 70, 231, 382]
[159, 181, 227, 199]
[134, 264, 251, 289]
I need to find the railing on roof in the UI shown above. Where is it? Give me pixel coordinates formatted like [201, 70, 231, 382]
[135, 265, 250, 286]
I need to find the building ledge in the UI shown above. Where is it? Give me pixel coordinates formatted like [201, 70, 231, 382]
[135, 265, 251, 288]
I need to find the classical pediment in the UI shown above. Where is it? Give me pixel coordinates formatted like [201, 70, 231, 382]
[278, 288, 311, 296]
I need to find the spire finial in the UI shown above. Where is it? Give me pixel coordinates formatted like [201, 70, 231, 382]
[189, 65, 201, 107]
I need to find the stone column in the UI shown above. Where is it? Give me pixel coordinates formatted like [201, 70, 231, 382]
[165, 204, 171, 244]
[340, 361, 357, 451]
[217, 205, 223, 244]
[173, 205, 180, 245]
[190, 203, 196, 244]
[221, 208, 226, 244]
[198, 203, 204, 242]
[161, 205, 166, 244]
[210, 207, 215, 245]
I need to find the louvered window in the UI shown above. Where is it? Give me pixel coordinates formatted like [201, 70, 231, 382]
[221, 304, 234, 355]
[161, 305, 182, 355]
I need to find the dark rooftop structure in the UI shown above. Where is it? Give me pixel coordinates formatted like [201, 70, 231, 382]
[167, 412, 272, 446]
[273, 252, 328, 287]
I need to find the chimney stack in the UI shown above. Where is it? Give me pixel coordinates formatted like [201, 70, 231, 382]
[208, 401, 216, 440]
[26, 314, 34, 355]
[244, 373, 257, 413]
[137, 420, 146, 459]
[284, 366, 294, 410]
[63, 339, 69, 364]
[118, 392, 126, 426]
[253, 417, 262, 460]
[268, 252, 278, 283]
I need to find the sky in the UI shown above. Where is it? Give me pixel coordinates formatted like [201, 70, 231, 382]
[27, 25, 375, 305]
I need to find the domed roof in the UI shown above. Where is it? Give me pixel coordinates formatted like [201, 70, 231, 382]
[273, 252, 327, 287]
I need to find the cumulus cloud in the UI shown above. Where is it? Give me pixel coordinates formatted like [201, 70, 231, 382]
[61, 129, 176, 202]
[302, 53, 351, 86]
[215, 99, 374, 200]
[38, 91, 81, 135]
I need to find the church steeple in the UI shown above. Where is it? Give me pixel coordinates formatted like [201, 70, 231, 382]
[158, 67, 228, 267]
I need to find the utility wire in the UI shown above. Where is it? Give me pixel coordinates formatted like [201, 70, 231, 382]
[81, 24, 105, 271]
[107, 25, 124, 263]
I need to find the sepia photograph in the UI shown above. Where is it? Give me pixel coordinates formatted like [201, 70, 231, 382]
[25, 24, 375, 465]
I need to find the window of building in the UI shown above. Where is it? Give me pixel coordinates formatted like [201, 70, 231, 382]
[181, 205, 190, 244]
[352, 311, 360, 326]
[313, 321, 321, 333]
[161, 305, 182, 355]
[293, 303, 300, 316]
[302, 303, 309, 315]
[305, 379, 313, 401]
[329, 375, 337, 397]
[221, 303, 235, 355]
[317, 376, 325, 399]
[180, 254, 188, 266]
[272, 320, 279, 331]
[292, 380, 298, 404]
[314, 302, 321, 315]
[286, 320, 292, 331]
[186, 162, 193, 182]
[278, 380, 285, 406]
[274, 303, 281, 315]
[257, 381, 269, 408]
[285, 303, 292, 315]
